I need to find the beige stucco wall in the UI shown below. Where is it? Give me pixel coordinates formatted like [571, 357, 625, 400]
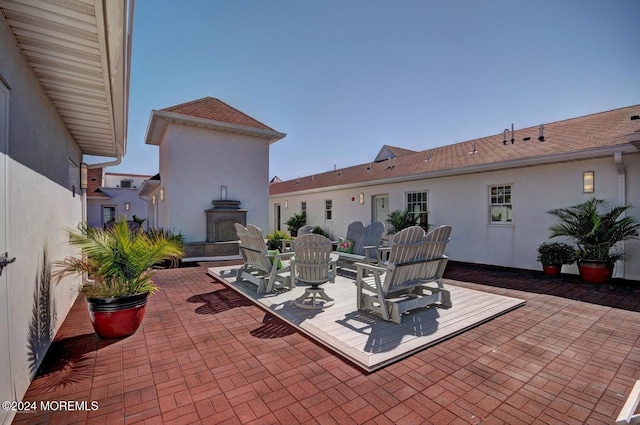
[156, 124, 271, 241]
[270, 151, 640, 280]
[1, 18, 84, 416]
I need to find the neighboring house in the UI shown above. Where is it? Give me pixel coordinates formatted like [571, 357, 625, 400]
[86, 168, 152, 228]
[140, 97, 286, 256]
[0, 1, 132, 422]
[270, 106, 640, 281]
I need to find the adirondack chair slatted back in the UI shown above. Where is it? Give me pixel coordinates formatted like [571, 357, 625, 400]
[297, 225, 313, 236]
[345, 221, 366, 254]
[293, 234, 334, 285]
[384, 226, 450, 293]
[422, 225, 452, 258]
[343, 221, 384, 257]
[236, 223, 271, 271]
[361, 222, 385, 257]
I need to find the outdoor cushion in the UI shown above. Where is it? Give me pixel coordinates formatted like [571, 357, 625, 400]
[336, 238, 355, 254]
[267, 250, 283, 269]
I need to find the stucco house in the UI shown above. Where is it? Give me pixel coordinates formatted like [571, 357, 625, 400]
[86, 167, 152, 228]
[140, 97, 286, 257]
[0, 1, 132, 421]
[270, 105, 640, 281]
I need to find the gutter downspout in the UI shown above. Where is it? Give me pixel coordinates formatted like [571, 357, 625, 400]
[80, 152, 123, 285]
[614, 151, 626, 278]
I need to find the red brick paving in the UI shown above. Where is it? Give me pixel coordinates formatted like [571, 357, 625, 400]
[12, 261, 640, 424]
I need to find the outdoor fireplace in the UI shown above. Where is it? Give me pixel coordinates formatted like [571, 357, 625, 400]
[205, 200, 247, 243]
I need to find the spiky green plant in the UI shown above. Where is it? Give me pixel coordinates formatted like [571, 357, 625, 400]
[386, 209, 419, 234]
[54, 219, 184, 298]
[547, 198, 640, 263]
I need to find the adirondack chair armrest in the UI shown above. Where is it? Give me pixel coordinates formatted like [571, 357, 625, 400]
[362, 245, 381, 262]
[354, 262, 386, 275]
[273, 251, 294, 259]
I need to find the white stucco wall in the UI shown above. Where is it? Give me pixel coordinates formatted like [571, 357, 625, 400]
[157, 124, 271, 241]
[87, 188, 148, 228]
[270, 152, 640, 280]
[1, 19, 84, 414]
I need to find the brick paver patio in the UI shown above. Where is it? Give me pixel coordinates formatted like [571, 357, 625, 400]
[12, 261, 640, 424]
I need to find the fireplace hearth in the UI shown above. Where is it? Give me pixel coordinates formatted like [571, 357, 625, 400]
[205, 200, 247, 243]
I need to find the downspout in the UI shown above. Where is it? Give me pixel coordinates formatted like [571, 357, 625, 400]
[80, 151, 123, 285]
[614, 151, 626, 278]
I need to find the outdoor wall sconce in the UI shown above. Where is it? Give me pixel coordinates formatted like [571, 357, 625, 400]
[80, 163, 88, 189]
[220, 185, 227, 200]
[152, 195, 156, 205]
[583, 171, 594, 193]
[159, 187, 165, 202]
[125, 202, 130, 211]
[285, 200, 288, 209]
[359, 193, 365, 205]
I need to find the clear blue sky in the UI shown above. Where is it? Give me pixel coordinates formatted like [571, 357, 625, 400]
[105, 0, 640, 181]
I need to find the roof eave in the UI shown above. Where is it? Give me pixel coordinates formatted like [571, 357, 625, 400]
[145, 110, 287, 145]
[271, 144, 637, 197]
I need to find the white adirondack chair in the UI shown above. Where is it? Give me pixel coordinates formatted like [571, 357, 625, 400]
[235, 223, 294, 294]
[291, 234, 338, 309]
[335, 221, 385, 270]
[355, 225, 452, 323]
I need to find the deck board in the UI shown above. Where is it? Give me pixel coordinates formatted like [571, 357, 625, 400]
[209, 266, 525, 371]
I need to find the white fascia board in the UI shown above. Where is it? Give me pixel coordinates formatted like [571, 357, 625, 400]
[275, 144, 637, 197]
[144, 110, 286, 145]
[138, 179, 160, 197]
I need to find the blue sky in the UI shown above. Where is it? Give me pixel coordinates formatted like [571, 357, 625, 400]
[106, 0, 640, 180]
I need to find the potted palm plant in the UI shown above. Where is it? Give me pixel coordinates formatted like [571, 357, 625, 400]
[546, 198, 640, 283]
[54, 219, 184, 339]
[285, 212, 306, 236]
[536, 242, 576, 276]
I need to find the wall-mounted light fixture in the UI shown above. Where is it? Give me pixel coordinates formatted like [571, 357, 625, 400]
[80, 163, 88, 189]
[152, 194, 157, 205]
[220, 185, 227, 200]
[285, 200, 288, 209]
[583, 171, 594, 193]
[159, 187, 165, 202]
[125, 202, 130, 211]
[359, 193, 365, 205]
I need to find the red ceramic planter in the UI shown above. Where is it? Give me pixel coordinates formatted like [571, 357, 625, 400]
[542, 265, 561, 276]
[578, 261, 614, 284]
[87, 292, 149, 339]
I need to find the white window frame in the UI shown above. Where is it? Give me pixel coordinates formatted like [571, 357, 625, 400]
[301, 201, 307, 213]
[489, 185, 513, 224]
[406, 190, 428, 228]
[324, 199, 332, 221]
[102, 205, 117, 226]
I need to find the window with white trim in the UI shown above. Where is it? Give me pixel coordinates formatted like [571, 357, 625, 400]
[324, 200, 332, 221]
[301, 201, 307, 213]
[102, 206, 116, 226]
[406, 191, 428, 228]
[490, 185, 512, 224]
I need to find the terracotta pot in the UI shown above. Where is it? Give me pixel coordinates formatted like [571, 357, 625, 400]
[578, 261, 614, 284]
[86, 292, 149, 339]
[542, 264, 561, 276]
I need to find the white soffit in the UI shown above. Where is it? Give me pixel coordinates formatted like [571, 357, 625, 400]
[0, 0, 132, 157]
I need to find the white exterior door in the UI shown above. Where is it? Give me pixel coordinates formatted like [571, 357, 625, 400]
[0, 80, 14, 423]
[373, 195, 389, 232]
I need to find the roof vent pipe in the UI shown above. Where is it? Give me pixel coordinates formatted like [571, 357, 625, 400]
[538, 124, 545, 141]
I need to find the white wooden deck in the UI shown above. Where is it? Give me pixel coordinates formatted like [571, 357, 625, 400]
[208, 266, 525, 372]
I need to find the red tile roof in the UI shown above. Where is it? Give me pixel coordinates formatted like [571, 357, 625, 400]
[161, 97, 276, 131]
[86, 167, 109, 198]
[270, 105, 640, 195]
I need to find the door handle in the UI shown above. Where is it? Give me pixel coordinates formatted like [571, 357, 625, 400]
[0, 252, 16, 276]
